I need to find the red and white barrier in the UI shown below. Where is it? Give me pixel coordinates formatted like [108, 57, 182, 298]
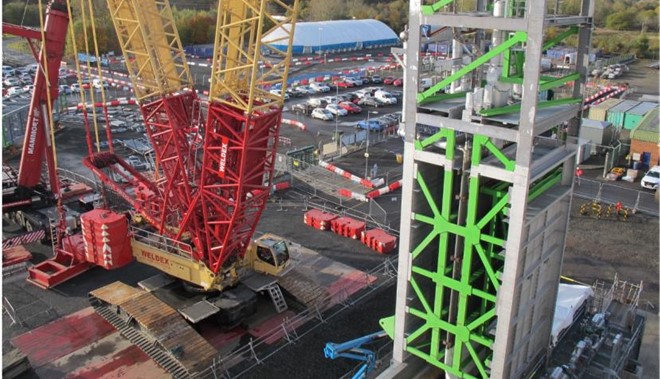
[319, 160, 384, 189]
[338, 188, 368, 202]
[366, 180, 402, 199]
[281, 118, 307, 131]
[2, 230, 46, 249]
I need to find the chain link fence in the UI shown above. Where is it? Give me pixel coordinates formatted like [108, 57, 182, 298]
[573, 178, 658, 216]
[198, 257, 399, 379]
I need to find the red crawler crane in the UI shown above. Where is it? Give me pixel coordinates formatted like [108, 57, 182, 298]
[83, 0, 299, 290]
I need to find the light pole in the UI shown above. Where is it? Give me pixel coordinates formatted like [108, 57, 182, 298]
[334, 84, 339, 146]
[364, 111, 377, 178]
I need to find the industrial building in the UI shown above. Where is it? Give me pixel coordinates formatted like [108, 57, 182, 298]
[630, 108, 660, 167]
[263, 19, 399, 55]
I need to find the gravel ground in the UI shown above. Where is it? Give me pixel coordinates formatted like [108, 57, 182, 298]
[563, 200, 660, 309]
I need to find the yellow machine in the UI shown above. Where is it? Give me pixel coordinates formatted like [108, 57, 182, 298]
[131, 227, 291, 291]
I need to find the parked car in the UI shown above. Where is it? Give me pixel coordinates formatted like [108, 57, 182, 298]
[374, 90, 397, 105]
[70, 81, 91, 93]
[307, 97, 327, 108]
[22, 85, 35, 93]
[292, 86, 312, 95]
[4, 77, 21, 87]
[291, 103, 313, 114]
[370, 75, 383, 84]
[338, 101, 361, 114]
[93, 79, 109, 89]
[18, 72, 33, 83]
[393, 78, 404, 87]
[641, 166, 660, 190]
[344, 77, 362, 86]
[6, 86, 25, 96]
[358, 95, 382, 108]
[27, 64, 39, 74]
[383, 76, 395, 85]
[356, 119, 384, 132]
[311, 108, 333, 121]
[269, 89, 290, 100]
[58, 84, 72, 95]
[2, 66, 16, 77]
[309, 82, 330, 93]
[333, 79, 353, 88]
[297, 85, 316, 95]
[325, 103, 348, 117]
[126, 155, 148, 171]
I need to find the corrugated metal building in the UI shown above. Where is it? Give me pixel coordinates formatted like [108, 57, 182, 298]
[623, 102, 657, 130]
[263, 19, 399, 55]
[606, 100, 639, 128]
[587, 98, 621, 121]
[630, 108, 660, 166]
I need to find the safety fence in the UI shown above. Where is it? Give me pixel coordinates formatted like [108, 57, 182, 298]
[273, 155, 401, 233]
[57, 168, 130, 211]
[573, 178, 658, 217]
[199, 257, 399, 379]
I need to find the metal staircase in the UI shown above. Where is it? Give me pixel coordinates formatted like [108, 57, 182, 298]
[265, 283, 288, 313]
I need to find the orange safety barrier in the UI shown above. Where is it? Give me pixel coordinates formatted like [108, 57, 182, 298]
[303, 209, 338, 231]
[330, 216, 366, 239]
[361, 228, 397, 254]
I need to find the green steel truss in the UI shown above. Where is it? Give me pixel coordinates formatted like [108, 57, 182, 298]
[381, 4, 580, 372]
[382, 127, 565, 377]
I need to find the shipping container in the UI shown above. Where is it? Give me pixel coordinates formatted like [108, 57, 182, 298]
[623, 102, 658, 130]
[606, 100, 640, 128]
[587, 98, 621, 121]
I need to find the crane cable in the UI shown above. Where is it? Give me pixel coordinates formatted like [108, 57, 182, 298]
[65, 0, 97, 156]
[84, 0, 114, 154]
[78, 0, 105, 153]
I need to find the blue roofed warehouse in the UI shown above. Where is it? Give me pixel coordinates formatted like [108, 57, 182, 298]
[263, 19, 400, 55]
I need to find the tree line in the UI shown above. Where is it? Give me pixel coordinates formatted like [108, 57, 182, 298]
[2, 0, 657, 57]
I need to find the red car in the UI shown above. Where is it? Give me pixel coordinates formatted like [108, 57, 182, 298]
[383, 76, 395, 85]
[339, 101, 361, 114]
[393, 78, 403, 86]
[333, 80, 353, 88]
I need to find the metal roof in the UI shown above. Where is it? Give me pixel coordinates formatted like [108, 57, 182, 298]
[263, 19, 399, 49]
[626, 101, 657, 116]
[631, 108, 659, 143]
[581, 118, 611, 129]
[607, 100, 639, 113]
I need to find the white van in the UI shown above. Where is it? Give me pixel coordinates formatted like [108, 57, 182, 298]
[374, 90, 397, 105]
[420, 78, 433, 90]
[93, 79, 109, 89]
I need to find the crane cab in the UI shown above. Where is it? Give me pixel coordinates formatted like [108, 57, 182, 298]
[245, 234, 290, 276]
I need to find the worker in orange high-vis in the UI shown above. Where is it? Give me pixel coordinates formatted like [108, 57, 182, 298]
[575, 166, 583, 186]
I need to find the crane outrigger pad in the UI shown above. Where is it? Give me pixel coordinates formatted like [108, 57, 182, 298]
[89, 282, 217, 378]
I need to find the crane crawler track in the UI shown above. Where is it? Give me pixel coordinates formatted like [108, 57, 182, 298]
[89, 282, 216, 378]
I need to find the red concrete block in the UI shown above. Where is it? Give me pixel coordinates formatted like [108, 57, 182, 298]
[303, 209, 338, 231]
[360, 229, 397, 254]
[330, 217, 366, 239]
